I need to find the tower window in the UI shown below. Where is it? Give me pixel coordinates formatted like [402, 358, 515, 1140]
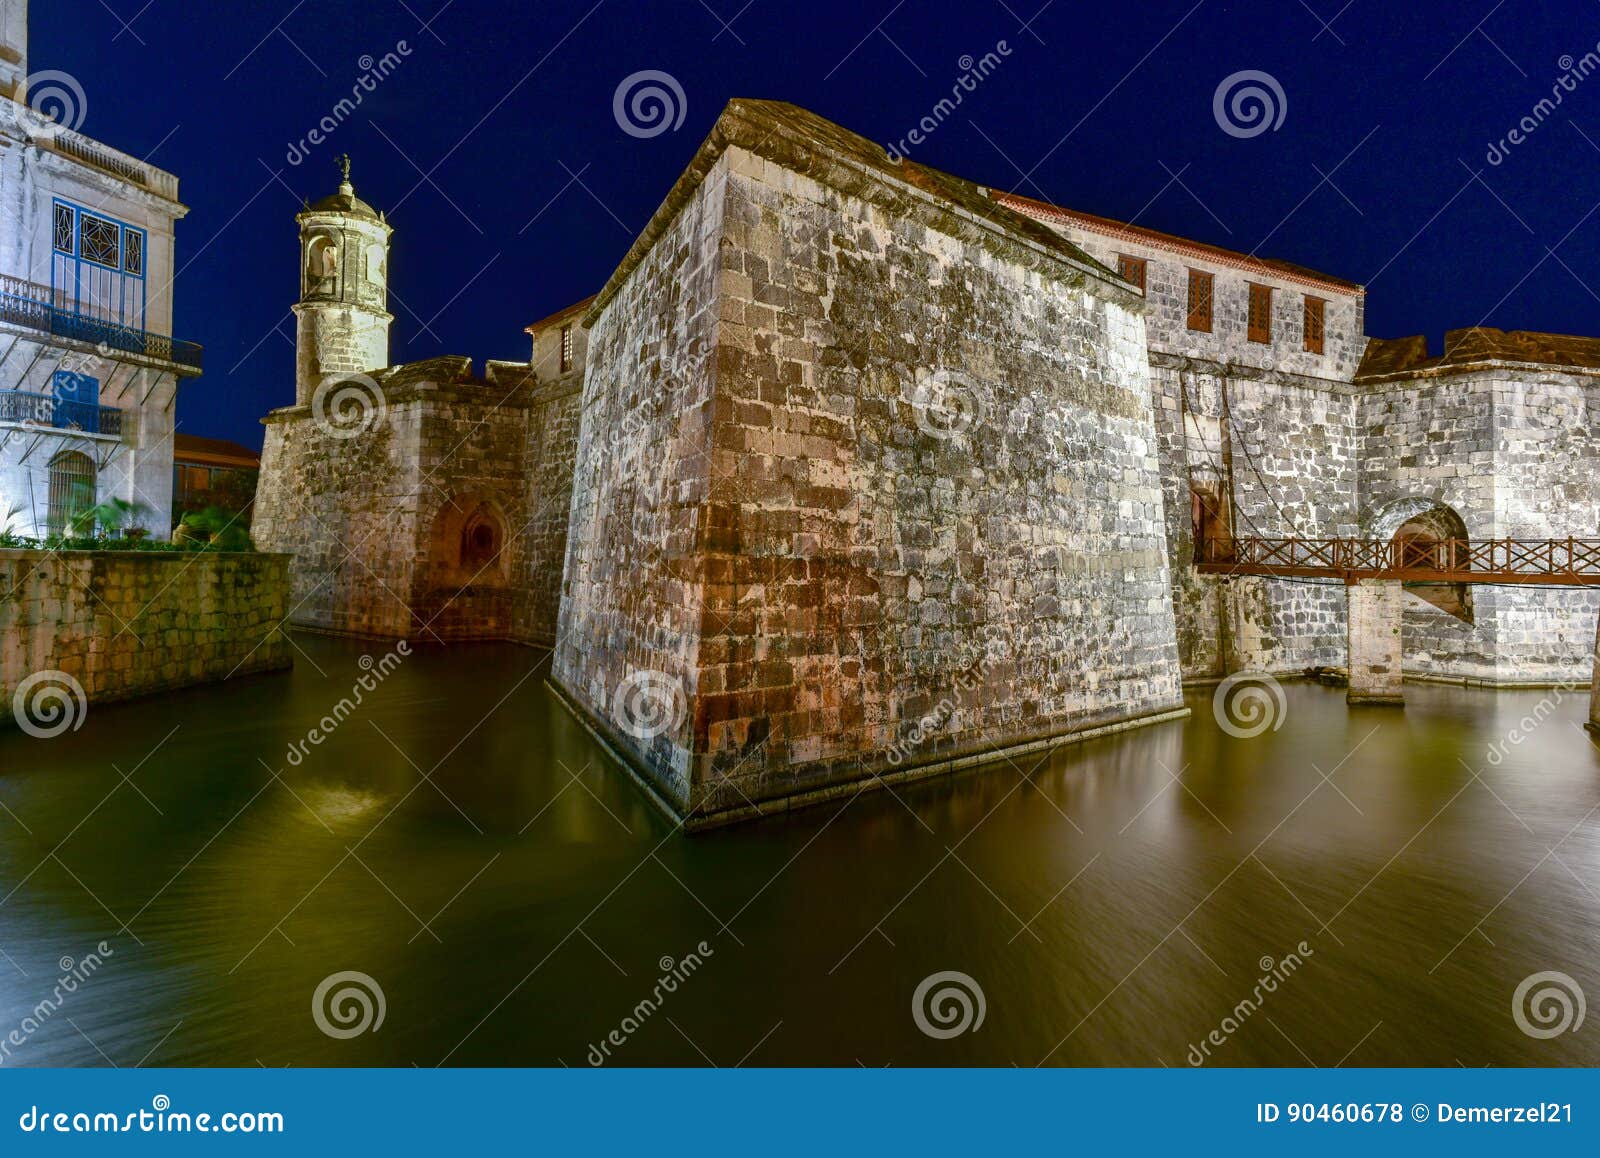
[1186, 269, 1213, 332]
[1116, 254, 1146, 291]
[1247, 283, 1273, 343]
[559, 324, 574, 373]
[1303, 295, 1325, 354]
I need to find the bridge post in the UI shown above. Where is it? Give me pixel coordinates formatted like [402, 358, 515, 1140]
[1346, 579, 1404, 706]
[1588, 608, 1600, 736]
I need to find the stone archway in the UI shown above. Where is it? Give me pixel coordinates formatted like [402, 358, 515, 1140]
[418, 495, 513, 638]
[1365, 497, 1474, 623]
[429, 496, 510, 586]
[1348, 497, 1474, 704]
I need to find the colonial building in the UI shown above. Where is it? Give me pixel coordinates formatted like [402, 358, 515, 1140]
[172, 433, 259, 522]
[0, 0, 201, 539]
[255, 98, 1600, 827]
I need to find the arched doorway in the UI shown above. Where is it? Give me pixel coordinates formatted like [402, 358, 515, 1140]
[419, 495, 513, 639]
[458, 506, 504, 576]
[1365, 497, 1473, 623]
[46, 450, 96, 536]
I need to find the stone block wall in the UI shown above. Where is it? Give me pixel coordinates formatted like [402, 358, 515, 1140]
[1149, 357, 1359, 679]
[254, 397, 425, 638]
[553, 148, 729, 808]
[553, 102, 1185, 823]
[1357, 366, 1600, 683]
[1017, 204, 1369, 682]
[516, 378, 583, 646]
[0, 548, 292, 726]
[254, 360, 540, 643]
[1346, 578, 1404, 703]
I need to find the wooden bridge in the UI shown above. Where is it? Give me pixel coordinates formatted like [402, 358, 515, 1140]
[1196, 536, 1600, 586]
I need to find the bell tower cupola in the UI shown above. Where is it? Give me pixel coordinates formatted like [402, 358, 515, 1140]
[292, 154, 393, 405]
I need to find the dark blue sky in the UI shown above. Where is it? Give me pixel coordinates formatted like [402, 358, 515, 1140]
[32, 0, 1600, 448]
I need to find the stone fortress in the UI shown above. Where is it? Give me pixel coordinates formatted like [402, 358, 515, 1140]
[253, 99, 1600, 828]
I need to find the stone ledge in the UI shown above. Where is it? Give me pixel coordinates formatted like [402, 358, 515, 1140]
[548, 675, 1191, 834]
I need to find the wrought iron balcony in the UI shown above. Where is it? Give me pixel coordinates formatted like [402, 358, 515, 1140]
[0, 389, 122, 437]
[0, 276, 202, 371]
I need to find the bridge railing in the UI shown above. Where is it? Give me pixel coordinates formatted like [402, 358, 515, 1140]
[1197, 536, 1600, 585]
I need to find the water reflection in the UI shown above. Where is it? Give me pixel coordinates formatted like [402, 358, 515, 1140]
[0, 635, 1596, 1067]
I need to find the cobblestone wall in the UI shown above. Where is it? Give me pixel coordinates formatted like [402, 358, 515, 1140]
[553, 101, 1185, 824]
[255, 396, 424, 638]
[253, 359, 539, 642]
[515, 378, 584, 647]
[552, 147, 728, 809]
[0, 548, 291, 726]
[1358, 366, 1600, 683]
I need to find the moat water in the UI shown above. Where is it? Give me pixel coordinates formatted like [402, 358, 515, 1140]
[1, 632, 1597, 1067]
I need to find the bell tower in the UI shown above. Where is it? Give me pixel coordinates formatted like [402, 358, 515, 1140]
[292, 155, 392, 405]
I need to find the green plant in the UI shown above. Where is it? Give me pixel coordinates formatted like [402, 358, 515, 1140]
[68, 496, 152, 538]
[177, 506, 254, 552]
[0, 503, 28, 548]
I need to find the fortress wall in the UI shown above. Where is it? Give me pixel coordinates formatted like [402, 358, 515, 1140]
[1057, 228, 1367, 381]
[551, 113, 1187, 825]
[516, 377, 584, 647]
[1358, 373, 1500, 679]
[404, 384, 532, 642]
[1217, 374, 1358, 673]
[551, 151, 731, 810]
[255, 374, 535, 643]
[685, 145, 1184, 817]
[545, 106, 1195, 824]
[1358, 368, 1600, 683]
[1038, 220, 1367, 682]
[255, 399, 427, 638]
[1146, 361, 1224, 677]
[1484, 370, 1600, 681]
[1157, 366, 1356, 678]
